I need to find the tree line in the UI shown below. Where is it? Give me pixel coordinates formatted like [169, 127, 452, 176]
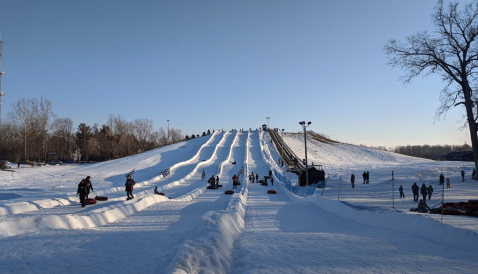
[0, 97, 185, 164]
[365, 144, 472, 160]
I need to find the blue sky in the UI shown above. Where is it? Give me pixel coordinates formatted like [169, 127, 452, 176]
[0, 0, 473, 147]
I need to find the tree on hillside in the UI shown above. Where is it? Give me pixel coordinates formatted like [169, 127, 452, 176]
[385, 0, 478, 171]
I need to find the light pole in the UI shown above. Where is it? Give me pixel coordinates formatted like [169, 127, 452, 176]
[299, 121, 311, 186]
[266, 117, 270, 130]
[167, 119, 170, 138]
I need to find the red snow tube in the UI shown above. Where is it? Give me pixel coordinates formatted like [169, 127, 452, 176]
[267, 190, 277, 194]
[95, 196, 108, 201]
[158, 192, 165, 196]
[224, 190, 234, 195]
[85, 198, 97, 205]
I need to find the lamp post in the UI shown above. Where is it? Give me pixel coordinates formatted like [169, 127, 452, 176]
[266, 117, 270, 130]
[299, 121, 311, 186]
[167, 119, 170, 138]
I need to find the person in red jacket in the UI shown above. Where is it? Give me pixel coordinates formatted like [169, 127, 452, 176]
[125, 175, 136, 200]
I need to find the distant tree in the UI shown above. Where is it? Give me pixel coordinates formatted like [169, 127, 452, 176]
[190, 134, 195, 139]
[170, 128, 184, 143]
[202, 132, 206, 137]
[197, 134, 199, 138]
[385, 0, 478, 171]
[185, 135, 189, 140]
[207, 129, 211, 135]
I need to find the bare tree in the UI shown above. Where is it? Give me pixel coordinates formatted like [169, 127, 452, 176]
[170, 128, 184, 143]
[7, 98, 53, 161]
[133, 118, 154, 152]
[50, 117, 73, 161]
[385, 0, 478, 171]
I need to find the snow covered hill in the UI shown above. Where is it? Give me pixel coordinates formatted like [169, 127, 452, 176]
[0, 130, 477, 273]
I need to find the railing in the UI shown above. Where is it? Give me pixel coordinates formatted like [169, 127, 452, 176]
[268, 129, 305, 173]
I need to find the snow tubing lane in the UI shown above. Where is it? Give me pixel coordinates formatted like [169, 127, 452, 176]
[224, 190, 234, 195]
[267, 190, 277, 194]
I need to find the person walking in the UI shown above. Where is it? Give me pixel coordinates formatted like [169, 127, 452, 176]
[256, 173, 259, 183]
[362, 171, 366, 184]
[125, 175, 136, 199]
[439, 174, 445, 185]
[77, 179, 88, 208]
[85, 176, 93, 199]
[251, 172, 255, 183]
[271, 177, 274, 186]
[420, 183, 428, 202]
[447, 178, 451, 188]
[461, 170, 465, 182]
[427, 185, 433, 200]
[399, 185, 405, 198]
[269, 169, 273, 177]
[411, 182, 419, 202]
[350, 174, 355, 188]
[232, 174, 237, 188]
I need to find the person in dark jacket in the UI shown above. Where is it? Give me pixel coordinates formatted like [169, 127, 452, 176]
[269, 169, 273, 177]
[362, 171, 366, 184]
[366, 171, 370, 184]
[216, 176, 220, 188]
[439, 174, 445, 185]
[85, 176, 93, 199]
[473, 168, 476, 179]
[410, 199, 431, 213]
[411, 182, 419, 202]
[399, 185, 405, 198]
[351, 174, 355, 188]
[420, 183, 428, 202]
[77, 179, 88, 207]
[208, 175, 216, 189]
[427, 185, 434, 200]
[255, 173, 259, 183]
[125, 175, 136, 199]
[271, 177, 274, 186]
[461, 170, 465, 182]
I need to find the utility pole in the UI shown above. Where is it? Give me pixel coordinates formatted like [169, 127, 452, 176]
[299, 121, 311, 186]
[0, 35, 5, 125]
[167, 119, 170, 138]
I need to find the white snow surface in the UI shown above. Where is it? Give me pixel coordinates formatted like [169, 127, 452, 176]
[0, 130, 477, 273]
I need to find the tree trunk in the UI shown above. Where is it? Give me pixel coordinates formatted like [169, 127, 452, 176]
[463, 81, 478, 173]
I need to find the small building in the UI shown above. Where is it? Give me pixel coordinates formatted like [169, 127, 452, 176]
[262, 124, 268, 131]
[445, 151, 474, 161]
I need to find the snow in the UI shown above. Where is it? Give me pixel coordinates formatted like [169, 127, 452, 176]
[1, 130, 478, 273]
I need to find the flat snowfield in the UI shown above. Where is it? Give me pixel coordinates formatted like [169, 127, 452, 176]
[0, 130, 477, 273]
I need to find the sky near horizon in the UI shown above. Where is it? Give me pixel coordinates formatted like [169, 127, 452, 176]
[0, 0, 474, 148]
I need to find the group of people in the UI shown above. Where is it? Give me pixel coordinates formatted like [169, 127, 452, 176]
[409, 182, 433, 202]
[349, 172, 370, 188]
[208, 175, 220, 189]
[249, 172, 259, 183]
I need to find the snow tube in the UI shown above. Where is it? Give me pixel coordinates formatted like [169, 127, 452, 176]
[155, 192, 165, 196]
[85, 198, 97, 205]
[95, 196, 108, 201]
[267, 190, 277, 194]
[224, 190, 234, 195]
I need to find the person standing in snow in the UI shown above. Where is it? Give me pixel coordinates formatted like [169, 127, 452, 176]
[411, 182, 419, 202]
[125, 175, 136, 199]
[77, 179, 88, 207]
[439, 174, 445, 185]
[256, 173, 259, 183]
[420, 183, 428, 202]
[350, 174, 355, 188]
[362, 171, 366, 184]
[461, 170, 465, 182]
[399, 185, 405, 198]
[269, 169, 273, 177]
[366, 171, 370, 184]
[85, 176, 93, 199]
[271, 177, 274, 186]
[427, 185, 433, 200]
[447, 178, 451, 188]
[216, 176, 220, 188]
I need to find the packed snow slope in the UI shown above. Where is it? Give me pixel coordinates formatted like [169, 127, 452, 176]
[0, 130, 477, 273]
